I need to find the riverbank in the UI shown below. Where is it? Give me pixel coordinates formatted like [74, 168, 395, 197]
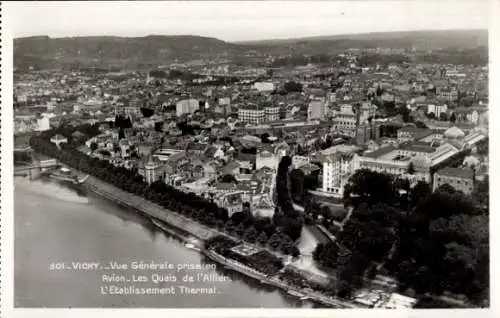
[16, 178, 317, 308]
[77, 172, 361, 308]
[82, 175, 220, 242]
[204, 249, 358, 308]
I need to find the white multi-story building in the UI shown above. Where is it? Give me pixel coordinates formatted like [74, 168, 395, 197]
[253, 82, 275, 92]
[359, 101, 377, 122]
[320, 145, 362, 197]
[256, 144, 288, 171]
[176, 99, 200, 117]
[427, 104, 448, 118]
[292, 155, 310, 169]
[437, 87, 458, 101]
[264, 106, 280, 122]
[256, 150, 277, 171]
[307, 98, 327, 121]
[238, 107, 265, 124]
[322, 152, 361, 197]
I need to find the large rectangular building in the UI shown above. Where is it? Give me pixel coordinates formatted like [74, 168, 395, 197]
[433, 167, 475, 194]
[333, 104, 358, 136]
[238, 106, 265, 124]
[176, 99, 200, 117]
[333, 102, 376, 136]
[307, 98, 327, 121]
[427, 104, 448, 118]
[359, 141, 461, 184]
[264, 106, 280, 122]
[320, 145, 362, 197]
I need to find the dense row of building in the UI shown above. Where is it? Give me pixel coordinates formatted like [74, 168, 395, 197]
[16, 52, 489, 216]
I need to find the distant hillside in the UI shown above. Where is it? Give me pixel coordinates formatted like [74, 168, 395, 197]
[14, 35, 246, 70]
[241, 30, 488, 56]
[14, 30, 488, 70]
[240, 29, 487, 45]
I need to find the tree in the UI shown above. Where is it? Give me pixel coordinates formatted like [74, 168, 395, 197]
[396, 259, 418, 291]
[140, 107, 154, 118]
[337, 280, 354, 298]
[426, 112, 436, 119]
[413, 266, 433, 294]
[472, 176, 489, 210]
[343, 169, 396, 207]
[476, 139, 488, 156]
[398, 106, 412, 123]
[290, 246, 300, 258]
[220, 174, 238, 184]
[286, 217, 304, 241]
[415, 121, 427, 129]
[284, 81, 303, 93]
[313, 242, 339, 268]
[90, 142, 98, 152]
[261, 133, 270, 143]
[272, 209, 284, 227]
[289, 168, 306, 201]
[113, 143, 121, 154]
[267, 233, 282, 250]
[410, 181, 431, 207]
[439, 112, 449, 121]
[118, 127, 125, 139]
[450, 112, 457, 123]
[224, 221, 236, 234]
[154, 122, 163, 132]
[235, 223, 245, 237]
[437, 183, 457, 195]
[256, 231, 268, 245]
[230, 211, 246, 225]
[243, 226, 258, 243]
[407, 162, 415, 175]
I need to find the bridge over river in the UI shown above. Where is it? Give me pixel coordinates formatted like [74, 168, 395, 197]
[14, 160, 60, 180]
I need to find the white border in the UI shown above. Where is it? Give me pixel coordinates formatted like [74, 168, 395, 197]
[1, 1, 499, 317]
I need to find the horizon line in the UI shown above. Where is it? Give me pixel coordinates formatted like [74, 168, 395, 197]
[14, 28, 489, 43]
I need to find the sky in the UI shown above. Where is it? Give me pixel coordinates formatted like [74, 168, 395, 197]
[6, 0, 490, 42]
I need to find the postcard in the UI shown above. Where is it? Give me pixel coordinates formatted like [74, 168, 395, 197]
[1, 1, 497, 318]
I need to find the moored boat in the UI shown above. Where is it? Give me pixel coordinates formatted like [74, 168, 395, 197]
[288, 290, 306, 298]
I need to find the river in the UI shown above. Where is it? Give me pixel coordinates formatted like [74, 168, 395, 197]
[14, 177, 316, 308]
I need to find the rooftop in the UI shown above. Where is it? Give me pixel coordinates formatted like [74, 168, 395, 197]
[322, 144, 362, 155]
[436, 167, 474, 179]
[444, 126, 465, 138]
[398, 126, 429, 134]
[399, 141, 436, 153]
[363, 145, 397, 159]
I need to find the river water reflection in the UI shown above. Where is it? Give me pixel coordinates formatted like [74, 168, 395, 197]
[14, 178, 317, 308]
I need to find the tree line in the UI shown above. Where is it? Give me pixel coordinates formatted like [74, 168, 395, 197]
[273, 155, 304, 242]
[312, 168, 489, 306]
[29, 124, 299, 257]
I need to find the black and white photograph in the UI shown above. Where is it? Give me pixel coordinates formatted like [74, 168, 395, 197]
[1, 0, 496, 315]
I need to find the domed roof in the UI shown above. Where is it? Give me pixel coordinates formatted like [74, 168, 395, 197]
[411, 155, 432, 168]
[240, 135, 261, 143]
[463, 155, 480, 167]
[444, 126, 465, 139]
